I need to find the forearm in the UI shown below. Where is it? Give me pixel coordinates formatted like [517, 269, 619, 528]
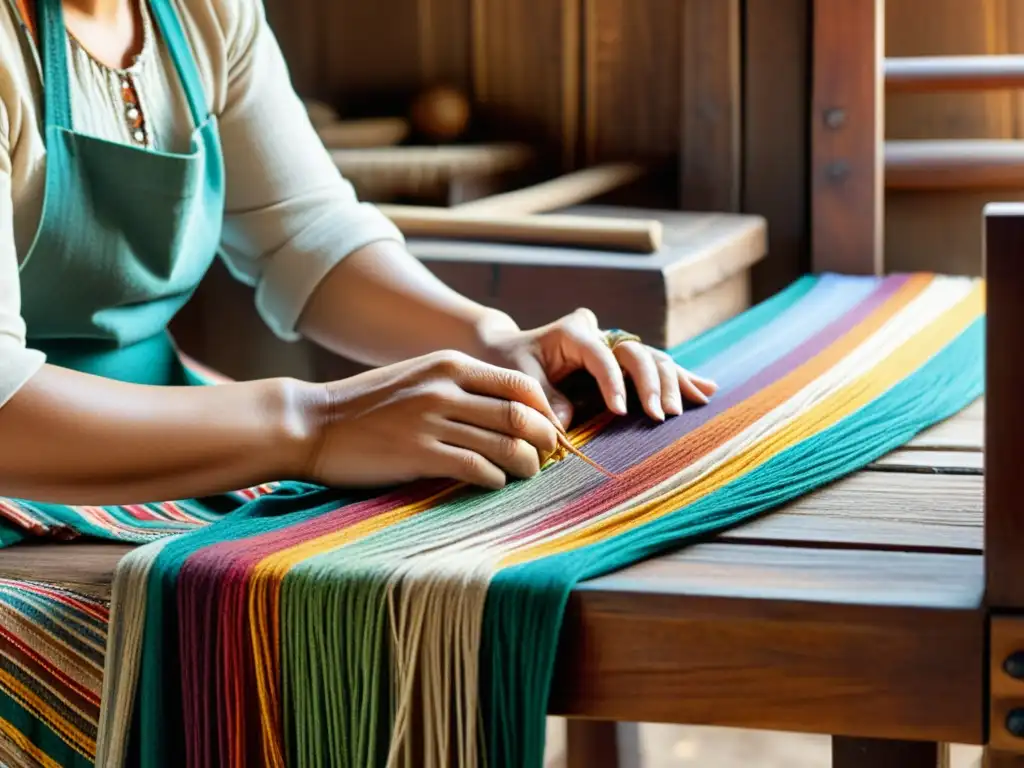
[297, 240, 519, 367]
[0, 364, 316, 505]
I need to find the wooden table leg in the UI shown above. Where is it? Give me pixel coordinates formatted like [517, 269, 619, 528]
[832, 737, 948, 768]
[565, 720, 640, 768]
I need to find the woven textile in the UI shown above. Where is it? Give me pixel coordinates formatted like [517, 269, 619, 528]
[0, 273, 986, 767]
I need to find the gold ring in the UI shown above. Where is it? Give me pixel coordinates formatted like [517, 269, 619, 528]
[602, 329, 642, 350]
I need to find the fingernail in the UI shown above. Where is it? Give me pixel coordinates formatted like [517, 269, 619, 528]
[647, 395, 665, 422]
[665, 397, 683, 417]
[554, 404, 573, 429]
[612, 394, 627, 414]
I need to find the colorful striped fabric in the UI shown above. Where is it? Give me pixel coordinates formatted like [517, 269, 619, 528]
[0, 273, 986, 767]
[0, 580, 106, 768]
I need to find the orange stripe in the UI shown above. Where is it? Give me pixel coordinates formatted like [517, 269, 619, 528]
[505, 273, 935, 564]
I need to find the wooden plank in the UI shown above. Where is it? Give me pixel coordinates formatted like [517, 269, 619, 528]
[582, 0, 684, 167]
[869, 449, 983, 474]
[743, 0, 811, 301]
[680, 0, 741, 212]
[407, 207, 766, 348]
[323, 0, 472, 113]
[552, 543, 984, 743]
[0, 542, 134, 599]
[906, 398, 984, 451]
[832, 738, 947, 768]
[985, 205, 1024, 609]
[811, 0, 884, 275]
[722, 471, 983, 553]
[471, 0, 581, 170]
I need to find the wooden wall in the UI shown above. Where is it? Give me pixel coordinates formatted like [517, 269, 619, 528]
[262, 0, 810, 302]
[885, 0, 1024, 276]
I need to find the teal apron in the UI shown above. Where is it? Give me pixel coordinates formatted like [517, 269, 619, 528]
[0, 1, 233, 765]
[19, 0, 224, 383]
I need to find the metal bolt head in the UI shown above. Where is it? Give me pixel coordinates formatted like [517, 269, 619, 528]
[1008, 709, 1024, 738]
[825, 161, 850, 182]
[824, 108, 846, 128]
[1004, 651, 1024, 680]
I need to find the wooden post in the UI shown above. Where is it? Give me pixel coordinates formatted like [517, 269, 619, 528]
[832, 737, 948, 768]
[984, 203, 1024, 609]
[810, 0, 884, 275]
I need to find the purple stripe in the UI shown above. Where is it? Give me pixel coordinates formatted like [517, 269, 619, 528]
[583, 274, 912, 474]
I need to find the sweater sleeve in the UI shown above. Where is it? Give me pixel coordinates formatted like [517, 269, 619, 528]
[0, 96, 45, 409]
[213, 0, 404, 341]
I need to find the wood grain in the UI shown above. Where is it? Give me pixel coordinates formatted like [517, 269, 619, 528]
[318, 0, 471, 119]
[0, 542, 134, 598]
[906, 398, 983, 451]
[721, 472, 983, 553]
[406, 207, 767, 348]
[832, 737, 947, 768]
[811, 0, 884, 275]
[375, 207, 663, 252]
[552, 543, 984, 743]
[582, 0, 683, 168]
[680, 0, 741, 212]
[471, 0, 580, 169]
[984, 206, 1024, 609]
[869, 449, 983, 474]
[743, 0, 811, 302]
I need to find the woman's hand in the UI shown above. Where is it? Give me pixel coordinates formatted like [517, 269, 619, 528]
[303, 350, 562, 490]
[479, 309, 718, 428]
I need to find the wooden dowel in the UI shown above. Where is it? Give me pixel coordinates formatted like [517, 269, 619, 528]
[886, 139, 1024, 190]
[886, 55, 1024, 93]
[452, 163, 645, 215]
[330, 143, 534, 175]
[376, 205, 662, 253]
[317, 118, 411, 148]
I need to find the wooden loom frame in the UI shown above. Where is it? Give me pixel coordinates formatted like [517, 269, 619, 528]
[560, 1, 1024, 766]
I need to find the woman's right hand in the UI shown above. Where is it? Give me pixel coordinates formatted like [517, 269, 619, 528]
[301, 350, 562, 490]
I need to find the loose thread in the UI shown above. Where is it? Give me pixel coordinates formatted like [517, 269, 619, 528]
[552, 428, 618, 479]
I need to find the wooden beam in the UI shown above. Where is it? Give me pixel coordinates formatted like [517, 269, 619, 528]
[680, 0, 742, 211]
[743, 0, 811, 300]
[810, 0, 884, 275]
[984, 203, 1024, 609]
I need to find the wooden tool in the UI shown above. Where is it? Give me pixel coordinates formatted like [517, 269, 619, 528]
[375, 204, 662, 253]
[317, 118, 411, 148]
[452, 163, 645, 215]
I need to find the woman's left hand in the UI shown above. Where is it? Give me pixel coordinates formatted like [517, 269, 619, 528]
[481, 308, 718, 429]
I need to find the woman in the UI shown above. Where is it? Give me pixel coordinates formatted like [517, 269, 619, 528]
[0, 0, 717, 507]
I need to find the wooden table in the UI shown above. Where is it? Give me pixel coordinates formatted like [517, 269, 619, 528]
[0, 399, 987, 768]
